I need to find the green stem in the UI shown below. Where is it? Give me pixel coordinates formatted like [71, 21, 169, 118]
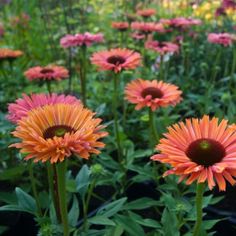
[80, 45, 87, 106]
[28, 161, 42, 217]
[192, 183, 205, 236]
[148, 108, 159, 143]
[159, 54, 164, 80]
[56, 161, 69, 236]
[46, 80, 52, 94]
[231, 47, 236, 80]
[113, 73, 122, 161]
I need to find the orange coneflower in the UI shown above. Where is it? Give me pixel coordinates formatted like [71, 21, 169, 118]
[111, 22, 129, 31]
[125, 79, 182, 111]
[10, 103, 108, 163]
[24, 65, 69, 81]
[90, 48, 142, 73]
[0, 48, 23, 61]
[151, 115, 236, 191]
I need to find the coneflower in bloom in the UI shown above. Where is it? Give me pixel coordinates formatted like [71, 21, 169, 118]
[151, 115, 236, 191]
[0, 48, 23, 61]
[24, 65, 69, 81]
[111, 22, 129, 31]
[131, 22, 165, 34]
[145, 41, 179, 55]
[163, 17, 201, 30]
[10, 103, 108, 163]
[7, 93, 80, 123]
[125, 79, 182, 111]
[207, 33, 233, 47]
[90, 48, 142, 73]
[131, 32, 146, 40]
[136, 8, 156, 18]
[60, 32, 104, 48]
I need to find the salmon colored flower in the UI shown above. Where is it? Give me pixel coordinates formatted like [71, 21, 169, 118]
[0, 48, 23, 61]
[7, 93, 81, 124]
[125, 79, 182, 111]
[24, 65, 69, 81]
[145, 40, 179, 55]
[10, 103, 108, 163]
[60, 32, 104, 48]
[151, 115, 236, 191]
[131, 32, 146, 40]
[207, 33, 233, 47]
[162, 17, 201, 29]
[136, 8, 156, 18]
[131, 22, 165, 34]
[111, 22, 129, 31]
[90, 48, 142, 73]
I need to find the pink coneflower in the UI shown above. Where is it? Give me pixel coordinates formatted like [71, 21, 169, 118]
[24, 65, 69, 81]
[131, 22, 165, 34]
[124, 79, 182, 111]
[151, 115, 236, 191]
[136, 8, 156, 18]
[111, 22, 129, 31]
[90, 48, 142, 73]
[145, 40, 179, 55]
[60, 32, 104, 48]
[131, 32, 146, 40]
[222, 0, 236, 9]
[207, 33, 233, 47]
[7, 93, 81, 124]
[166, 17, 202, 29]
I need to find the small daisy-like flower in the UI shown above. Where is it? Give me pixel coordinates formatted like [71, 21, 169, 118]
[7, 93, 81, 124]
[131, 32, 146, 40]
[136, 8, 156, 18]
[151, 115, 236, 191]
[207, 33, 233, 47]
[131, 22, 165, 34]
[60, 32, 104, 48]
[0, 48, 23, 61]
[10, 103, 108, 163]
[90, 48, 142, 73]
[145, 40, 179, 55]
[166, 17, 201, 29]
[111, 22, 129, 31]
[124, 79, 182, 111]
[24, 65, 69, 81]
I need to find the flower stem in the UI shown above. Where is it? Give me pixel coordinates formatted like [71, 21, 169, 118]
[113, 72, 122, 161]
[80, 45, 87, 106]
[56, 161, 69, 236]
[148, 108, 159, 143]
[46, 80, 52, 94]
[192, 183, 205, 236]
[28, 161, 42, 217]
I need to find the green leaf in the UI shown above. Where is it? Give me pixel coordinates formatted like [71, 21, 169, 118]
[68, 196, 80, 227]
[88, 215, 115, 226]
[135, 218, 161, 228]
[75, 165, 91, 198]
[203, 219, 221, 230]
[0, 225, 8, 234]
[97, 198, 127, 217]
[122, 197, 160, 210]
[161, 208, 179, 236]
[0, 205, 24, 212]
[0, 166, 26, 181]
[114, 214, 145, 236]
[0, 191, 17, 204]
[105, 225, 124, 236]
[15, 187, 36, 214]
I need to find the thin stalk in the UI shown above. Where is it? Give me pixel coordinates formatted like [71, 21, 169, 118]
[113, 73, 122, 161]
[231, 47, 236, 80]
[46, 80, 52, 94]
[148, 108, 159, 143]
[159, 54, 164, 81]
[192, 183, 205, 236]
[80, 45, 87, 106]
[56, 161, 69, 236]
[28, 161, 42, 217]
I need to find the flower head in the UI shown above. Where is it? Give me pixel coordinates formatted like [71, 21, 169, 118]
[7, 93, 80, 123]
[0, 48, 23, 61]
[111, 22, 129, 31]
[166, 17, 202, 29]
[145, 40, 179, 55]
[125, 79, 182, 111]
[131, 22, 165, 34]
[151, 115, 236, 191]
[60, 32, 104, 48]
[10, 103, 108, 163]
[207, 33, 233, 47]
[90, 48, 142, 73]
[24, 65, 69, 81]
[136, 8, 156, 18]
